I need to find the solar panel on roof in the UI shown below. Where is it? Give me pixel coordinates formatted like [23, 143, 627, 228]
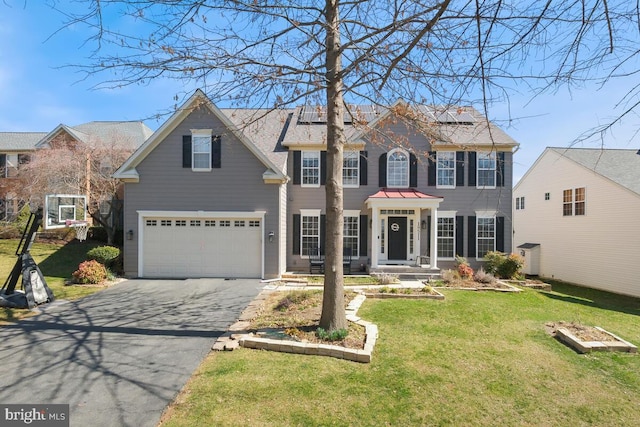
[346, 104, 378, 123]
[417, 105, 474, 124]
[298, 105, 327, 123]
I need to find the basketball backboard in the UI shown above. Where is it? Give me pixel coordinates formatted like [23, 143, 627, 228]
[44, 195, 87, 230]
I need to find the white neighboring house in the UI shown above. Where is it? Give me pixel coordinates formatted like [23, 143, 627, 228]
[513, 147, 640, 297]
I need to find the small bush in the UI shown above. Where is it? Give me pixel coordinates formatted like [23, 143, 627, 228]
[87, 246, 121, 268]
[316, 327, 348, 342]
[483, 251, 524, 279]
[473, 268, 497, 285]
[374, 273, 399, 285]
[422, 285, 435, 294]
[455, 255, 474, 279]
[441, 269, 460, 283]
[72, 260, 107, 284]
[378, 286, 392, 293]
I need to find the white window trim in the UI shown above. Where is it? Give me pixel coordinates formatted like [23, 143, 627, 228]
[344, 210, 360, 259]
[387, 148, 410, 188]
[476, 214, 496, 260]
[301, 151, 321, 188]
[436, 151, 456, 189]
[436, 213, 456, 261]
[300, 209, 321, 258]
[476, 151, 497, 189]
[342, 151, 360, 188]
[191, 129, 212, 172]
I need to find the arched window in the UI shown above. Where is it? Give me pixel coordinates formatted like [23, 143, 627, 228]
[387, 148, 409, 188]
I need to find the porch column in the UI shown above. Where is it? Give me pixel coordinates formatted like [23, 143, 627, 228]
[430, 208, 438, 270]
[371, 208, 379, 267]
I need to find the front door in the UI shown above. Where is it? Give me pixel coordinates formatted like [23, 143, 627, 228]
[388, 216, 407, 260]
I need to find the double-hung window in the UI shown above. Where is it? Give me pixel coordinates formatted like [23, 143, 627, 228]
[343, 213, 359, 256]
[192, 130, 212, 170]
[477, 216, 495, 258]
[302, 151, 320, 187]
[563, 189, 573, 216]
[387, 149, 409, 188]
[437, 216, 455, 258]
[436, 151, 455, 188]
[301, 211, 320, 256]
[563, 187, 585, 216]
[574, 187, 586, 215]
[477, 152, 496, 188]
[343, 151, 359, 187]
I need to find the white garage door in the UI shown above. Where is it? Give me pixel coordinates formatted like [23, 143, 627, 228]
[141, 215, 262, 278]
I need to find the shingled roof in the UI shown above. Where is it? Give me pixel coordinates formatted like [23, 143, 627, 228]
[0, 132, 48, 151]
[549, 147, 640, 196]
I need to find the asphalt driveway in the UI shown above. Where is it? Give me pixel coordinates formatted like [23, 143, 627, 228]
[0, 278, 262, 427]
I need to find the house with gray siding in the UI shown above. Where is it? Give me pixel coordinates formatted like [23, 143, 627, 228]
[115, 90, 519, 279]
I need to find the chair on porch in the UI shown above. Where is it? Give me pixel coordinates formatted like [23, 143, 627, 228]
[343, 248, 353, 275]
[309, 247, 324, 274]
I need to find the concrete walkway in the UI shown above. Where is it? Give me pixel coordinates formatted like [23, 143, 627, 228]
[0, 278, 262, 427]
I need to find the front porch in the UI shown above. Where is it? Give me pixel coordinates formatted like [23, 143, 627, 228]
[365, 188, 444, 271]
[368, 264, 441, 281]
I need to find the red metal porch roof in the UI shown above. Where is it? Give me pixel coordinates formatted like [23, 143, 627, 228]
[368, 188, 442, 199]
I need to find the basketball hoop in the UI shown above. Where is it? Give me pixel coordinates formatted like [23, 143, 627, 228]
[65, 220, 89, 242]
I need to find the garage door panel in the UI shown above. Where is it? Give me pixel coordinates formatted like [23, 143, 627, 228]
[142, 215, 261, 278]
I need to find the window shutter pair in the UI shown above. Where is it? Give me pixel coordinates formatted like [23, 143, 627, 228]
[467, 151, 506, 187]
[293, 151, 367, 186]
[182, 135, 221, 168]
[378, 152, 418, 187]
[292, 213, 368, 257]
[466, 215, 505, 257]
[428, 151, 465, 187]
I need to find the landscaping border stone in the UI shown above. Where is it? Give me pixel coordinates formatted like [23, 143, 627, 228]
[556, 326, 637, 354]
[212, 289, 378, 363]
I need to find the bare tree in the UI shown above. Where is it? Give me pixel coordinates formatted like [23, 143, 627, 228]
[16, 133, 135, 245]
[59, 0, 640, 331]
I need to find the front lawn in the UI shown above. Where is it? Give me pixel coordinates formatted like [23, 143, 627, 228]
[160, 282, 640, 426]
[0, 239, 103, 322]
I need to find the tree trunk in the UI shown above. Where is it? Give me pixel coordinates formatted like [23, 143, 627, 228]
[319, 0, 347, 332]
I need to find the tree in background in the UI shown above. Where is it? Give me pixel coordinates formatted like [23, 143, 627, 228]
[15, 133, 135, 245]
[61, 0, 640, 331]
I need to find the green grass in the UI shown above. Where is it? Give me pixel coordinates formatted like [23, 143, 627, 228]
[161, 282, 640, 427]
[1, 238, 103, 322]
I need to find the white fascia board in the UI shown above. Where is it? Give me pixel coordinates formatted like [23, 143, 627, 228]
[138, 210, 267, 219]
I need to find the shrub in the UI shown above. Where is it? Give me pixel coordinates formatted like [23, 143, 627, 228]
[87, 246, 121, 268]
[316, 327, 348, 342]
[72, 260, 107, 284]
[483, 251, 524, 279]
[441, 269, 460, 283]
[473, 268, 497, 285]
[497, 253, 525, 279]
[455, 255, 474, 279]
[274, 290, 316, 311]
[374, 273, 399, 285]
[422, 285, 435, 294]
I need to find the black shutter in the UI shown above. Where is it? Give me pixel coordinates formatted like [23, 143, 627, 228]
[212, 136, 221, 168]
[182, 135, 192, 168]
[427, 151, 436, 186]
[456, 152, 465, 187]
[359, 215, 368, 257]
[468, 152, 476, 187]
[359, 151, 368, 186]
[497, 152, 505, 187]
[378, 153, 387, 187]
[456, 216, 464, 257]
[468, 216, 476, 258]
[426, 215, 431, 257]
[0, 154, 6, 178]
[320, 151, 327, 185]
[293, 151, 301, 185]
[292, 214, 300, 255]
[410, 152, 418, 187]
[320, 214, 326, 255]
[496, 216, 505, 252]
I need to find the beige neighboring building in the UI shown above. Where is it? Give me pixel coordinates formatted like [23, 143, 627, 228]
[513, 147, 640, 297]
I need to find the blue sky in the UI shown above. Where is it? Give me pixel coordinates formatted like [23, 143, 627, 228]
[1, 1, 638, 182]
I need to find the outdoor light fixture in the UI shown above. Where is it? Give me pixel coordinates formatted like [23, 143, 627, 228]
[421, 220, 427, 230]
[127, 229, 134, 240]
[268, 231, 275, 242]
